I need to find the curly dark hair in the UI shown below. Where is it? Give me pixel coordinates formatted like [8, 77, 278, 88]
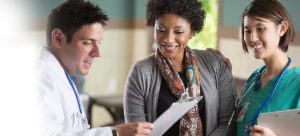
[46, 0, 109, 46]
[146, 0, 206, 34]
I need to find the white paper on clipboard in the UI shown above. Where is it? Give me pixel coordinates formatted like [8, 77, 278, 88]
[149, 96, 203, 136]
[257, 109, 300, 136]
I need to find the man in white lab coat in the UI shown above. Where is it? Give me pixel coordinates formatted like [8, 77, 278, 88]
[37, 0, 153, 136]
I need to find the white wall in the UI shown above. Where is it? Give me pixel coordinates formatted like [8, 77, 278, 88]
[85, 28, 150, 96]
[219, 38, 300, 79]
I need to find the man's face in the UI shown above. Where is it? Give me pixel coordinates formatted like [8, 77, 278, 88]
[59, 23, 103, 75]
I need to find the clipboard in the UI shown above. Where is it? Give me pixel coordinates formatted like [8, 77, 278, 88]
[257, 109, 300, 136]
[149, 96, 203, 136]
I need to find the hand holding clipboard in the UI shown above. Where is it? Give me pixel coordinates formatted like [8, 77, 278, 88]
[257, 109, 300, 136]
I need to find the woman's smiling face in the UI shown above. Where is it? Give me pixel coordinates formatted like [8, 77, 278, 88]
[154, 13, 192, 61]
[243, 16, 283, 59]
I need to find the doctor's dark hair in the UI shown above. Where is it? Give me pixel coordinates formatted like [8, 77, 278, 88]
[46, 0, 109, 46]
[146, 0, 206, 34]
[241, 0, 295, 53]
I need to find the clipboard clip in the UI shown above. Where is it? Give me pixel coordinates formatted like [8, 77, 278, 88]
[178, 88, 202, 103]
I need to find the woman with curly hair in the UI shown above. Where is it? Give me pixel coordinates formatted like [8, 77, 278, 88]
[124, 0, 236, 135]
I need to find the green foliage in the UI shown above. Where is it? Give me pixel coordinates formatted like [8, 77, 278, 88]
[188, 0, 217, 50]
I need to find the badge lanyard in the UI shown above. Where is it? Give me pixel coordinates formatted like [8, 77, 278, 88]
[64, 71, 90, 129]
[244, 57, 291, 132]
[65, 72, 82, 114]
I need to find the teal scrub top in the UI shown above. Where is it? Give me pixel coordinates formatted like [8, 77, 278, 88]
[237, 67, 300, 136]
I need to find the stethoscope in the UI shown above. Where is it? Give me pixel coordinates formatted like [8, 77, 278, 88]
[234, 66, 266, 108]
[224, 69, 263, 135]
[235, 57, 291, 133]
[65, 72, 90, 129]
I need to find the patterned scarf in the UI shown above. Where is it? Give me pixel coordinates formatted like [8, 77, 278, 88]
[156, 47, 203, 136]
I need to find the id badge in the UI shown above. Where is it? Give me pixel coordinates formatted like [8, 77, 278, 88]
[237, 102, 250, 122]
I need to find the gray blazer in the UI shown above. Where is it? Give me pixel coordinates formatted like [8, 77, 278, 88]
[124, 49, 236, 136]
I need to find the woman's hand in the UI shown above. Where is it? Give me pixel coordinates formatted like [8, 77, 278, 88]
[250, 125, 277, 136]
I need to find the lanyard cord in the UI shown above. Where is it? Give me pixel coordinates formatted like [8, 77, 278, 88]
[65, 72, 83, 114]
[249, 57, 291, 125]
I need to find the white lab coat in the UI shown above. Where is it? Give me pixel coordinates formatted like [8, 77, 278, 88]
[37, 47, 113, 136]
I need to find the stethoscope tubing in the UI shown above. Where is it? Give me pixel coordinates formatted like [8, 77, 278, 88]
[235, 57, 291, 126]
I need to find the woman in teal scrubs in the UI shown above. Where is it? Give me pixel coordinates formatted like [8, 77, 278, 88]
[237, 0, 300, 136]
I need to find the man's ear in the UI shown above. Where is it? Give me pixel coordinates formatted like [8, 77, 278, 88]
[279, 21, 288, 36]
[51, 28, 67, 48]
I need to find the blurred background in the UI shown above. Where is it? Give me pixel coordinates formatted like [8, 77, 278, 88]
[1, 0, 299, 130]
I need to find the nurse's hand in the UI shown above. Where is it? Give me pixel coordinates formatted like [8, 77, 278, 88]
[115, 122, 154, 136]
[250, 125, 277, 136]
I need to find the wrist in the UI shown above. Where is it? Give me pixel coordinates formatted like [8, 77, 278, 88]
[110, 126, 119, 136]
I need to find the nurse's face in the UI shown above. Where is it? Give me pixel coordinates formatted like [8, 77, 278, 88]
[154, 13, 192, 62]
[54, 23, 103, 75]
[243, 16, 283, 59]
